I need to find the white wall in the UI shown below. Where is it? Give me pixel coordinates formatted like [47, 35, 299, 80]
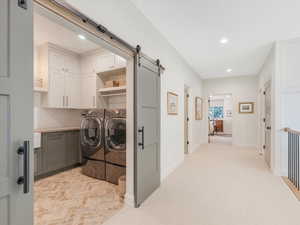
[257, 46, 276, 168]
[34, 93, 82, 129]
[203, 76, 258, 147]
[66, 0, 205, 203]
[258, 38, 300, 176]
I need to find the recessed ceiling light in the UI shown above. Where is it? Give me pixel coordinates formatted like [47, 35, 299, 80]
[78, 34, 86, 40]
[226, 68, 232, 73]
[220, 37, 229, 44]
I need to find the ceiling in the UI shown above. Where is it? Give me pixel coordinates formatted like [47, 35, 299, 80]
[34, 12, 100, 54]
[130, 0, 300, 79]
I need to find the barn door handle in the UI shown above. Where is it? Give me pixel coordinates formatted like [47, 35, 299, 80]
[266, 126, 271, 130]
[138, 126, 144, 150]
[17, 141, 30, 194]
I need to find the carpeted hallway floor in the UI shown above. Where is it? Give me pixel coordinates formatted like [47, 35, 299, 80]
[103, 143, 300, 225]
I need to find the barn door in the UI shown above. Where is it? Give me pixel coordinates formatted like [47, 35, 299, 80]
[135, 54, 161, 207]
[0, 1, 33, 225]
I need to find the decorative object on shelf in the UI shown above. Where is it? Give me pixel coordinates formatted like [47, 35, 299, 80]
[239, 102, 254, 114]
[167, 92, 178, 115]
[195, 97, 203, 120]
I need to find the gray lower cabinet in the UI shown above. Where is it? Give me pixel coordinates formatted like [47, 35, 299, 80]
[66, 131, 80, 167]
[34, 148, 43, 176]
[34, 130, 81, 179]
[43, 132, 67, 174]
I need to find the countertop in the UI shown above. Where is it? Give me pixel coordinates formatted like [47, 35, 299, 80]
[34, 127, 80, 133]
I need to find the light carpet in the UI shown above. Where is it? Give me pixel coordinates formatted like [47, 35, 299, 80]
[103, 143, 300, 225]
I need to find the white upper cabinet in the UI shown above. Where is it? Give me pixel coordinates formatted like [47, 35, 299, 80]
[81, 51, 127, 74]
[81, 74, 97, 109]
[38, 43, 81, 109]
[36, 43, 127, 109]
[48, 68, 65, 108]
[65, 74, 81, 108]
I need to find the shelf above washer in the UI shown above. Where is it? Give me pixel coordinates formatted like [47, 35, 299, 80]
[97, 86, 127, 97]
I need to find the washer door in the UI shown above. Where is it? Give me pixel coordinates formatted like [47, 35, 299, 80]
[80, 117, 103, 156]
[105, 118, 126, 151]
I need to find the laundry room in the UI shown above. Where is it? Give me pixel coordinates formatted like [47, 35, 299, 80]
[33, 4, 130, 225]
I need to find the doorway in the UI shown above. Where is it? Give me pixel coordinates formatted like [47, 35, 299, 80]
[208, 94, 233, 145]
[33, 5, 130, 225]
[184, 86, 190, 154]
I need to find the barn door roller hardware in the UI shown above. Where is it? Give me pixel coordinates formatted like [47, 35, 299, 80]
[18, 0, 28, 9]
[136, 45, 165, 72]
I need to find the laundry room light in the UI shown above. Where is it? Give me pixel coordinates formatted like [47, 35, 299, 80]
[226, 68, 232, 73]
[78, 34, 86, 40]
[220, 37, 229, 44]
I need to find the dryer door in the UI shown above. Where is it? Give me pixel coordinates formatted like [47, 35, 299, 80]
[105, 118, 126, 151]
[80, 117, 103, 156]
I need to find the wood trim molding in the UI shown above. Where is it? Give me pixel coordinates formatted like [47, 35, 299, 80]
[34, 0, 134, 57]
[282, 177, 300, 201]
[283, 127, 300, 136]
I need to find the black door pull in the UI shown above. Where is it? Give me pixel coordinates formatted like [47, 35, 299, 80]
[138, 127, 144, 150]
[17, 141, 30, 194]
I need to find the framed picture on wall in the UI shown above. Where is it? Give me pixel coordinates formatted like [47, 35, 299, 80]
[239, 102, 254, 114]
[167, 92, 178, 115]
[195, 97, 203, 120]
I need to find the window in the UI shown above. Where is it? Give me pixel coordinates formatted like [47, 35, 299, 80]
[209, 106, 224, 119]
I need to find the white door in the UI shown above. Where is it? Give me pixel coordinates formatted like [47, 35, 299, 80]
[264, 82, 272, 167]
[0, 1, 33, 225]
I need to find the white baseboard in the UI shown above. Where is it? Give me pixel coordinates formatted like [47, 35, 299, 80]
[124, 192, 135, 207]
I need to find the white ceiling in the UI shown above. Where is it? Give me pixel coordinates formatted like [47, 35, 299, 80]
[130, 0, 300, 79]
[34, 12, 100, 54]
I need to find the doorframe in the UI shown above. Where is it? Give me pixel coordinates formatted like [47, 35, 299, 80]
[184, 85, 190, 154]
[207, 93, 233, 144]
[263, 80, 272, 166]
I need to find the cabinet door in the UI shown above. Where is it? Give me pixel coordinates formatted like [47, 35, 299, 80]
[34, 150, 38, 176]
[64, 54, 80, 74]
[97, 54, 115, 72]
[48, 69, 65, 108]
[65, 74, 81, 108]
[66, 131, 80, 166]
[115, 55, 127, 68]
[81, 75, 97, 108]
[34, 148, 43, 177]
[49, 49, 65, 71]
[44, 132, 67, 173]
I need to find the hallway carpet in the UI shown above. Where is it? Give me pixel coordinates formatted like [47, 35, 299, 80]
[34, 168, 123, 225]
[104, 144, 300, 225]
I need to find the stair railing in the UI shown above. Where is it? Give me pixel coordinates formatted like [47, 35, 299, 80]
[284, 128, 300, 190]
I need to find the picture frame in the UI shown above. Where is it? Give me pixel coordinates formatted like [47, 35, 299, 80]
[167, 92, 178, 115]
[195, 97, 203, 120]
[239, 102, 254, 114]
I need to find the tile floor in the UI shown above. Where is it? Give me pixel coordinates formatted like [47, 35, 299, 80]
[34, 167, 123, 225]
